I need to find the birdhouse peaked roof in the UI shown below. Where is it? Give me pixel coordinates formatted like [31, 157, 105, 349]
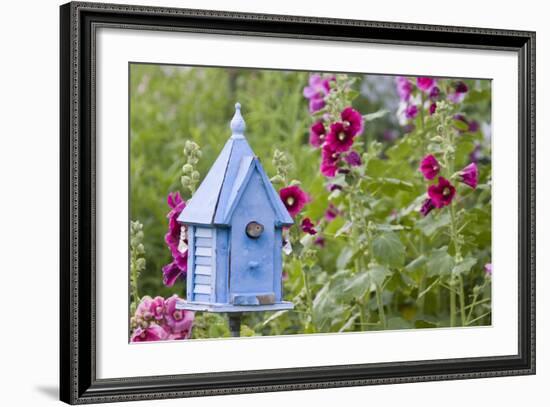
[178, 103, 294, 227]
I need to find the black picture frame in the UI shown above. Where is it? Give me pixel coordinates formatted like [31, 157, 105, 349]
[60, 1, 536, 404]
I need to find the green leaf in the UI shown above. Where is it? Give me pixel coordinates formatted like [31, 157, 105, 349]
[372, 232, 405, 268]
[363, 109, 388, 122]
[369, 265, 391, 287]
[405, 255, 427, 272]
[417, 212, 451, 237]
[426, 246, 454, 277]
[453, 119, 470, 132]
[452, 257, 477, 276]
[342, 272, 371, 299]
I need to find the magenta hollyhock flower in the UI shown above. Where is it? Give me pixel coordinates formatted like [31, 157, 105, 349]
[320, 144, 340, 177]
[300, 218, 317, 235]
[405, 104, 418, 119]
[428, 177, 456, 208]
[419, 198, 435, 217]
[324, 203, 339, 222]
[468, 120, 480, 132]
[131, 324, 169, 342]
[395, 76, 412, 101]
[164, 295, 194, 336]
[419, 154, 440, 180]
[448, 81, 469, 103]
[429, 102, 437, 115]
[326, 122, 355, 153]
[345, 151, 362, 167]
[165, 192, 186, 258]
[162, 251, 188, 287]
[429, 86, 440, 100]
[303, 74, 331, 113]
[417, 77, 436, 92]
[484, 263, 492, 276]
[149, 296, 165, 321]
[136, 296, 153, 320]
[341, 107, 364, 137]
[309, 121, 326, 147]
[279, 185, 311, 217]
[459, 162, 478, 189]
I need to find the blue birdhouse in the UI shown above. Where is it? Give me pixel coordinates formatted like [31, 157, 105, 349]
[176, 103, 294, 314]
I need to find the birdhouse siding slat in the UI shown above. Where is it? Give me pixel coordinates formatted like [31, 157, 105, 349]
[195, 265, 212, 276]
[193, 284, 211, 295]
[195, 256, 212, 266]
[193, 294, 211, 303]
[196, 247, 212, 257]
[195, 237, 213, 247]
[195, 228, 213, 238]
[194, 274, 211, 285]
[273, 227, 283, 302]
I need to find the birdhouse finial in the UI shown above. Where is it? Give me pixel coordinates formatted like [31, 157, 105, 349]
[230, 102, 246, 139]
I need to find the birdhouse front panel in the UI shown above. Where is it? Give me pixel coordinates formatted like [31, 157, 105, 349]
[228, 168, 280, 305]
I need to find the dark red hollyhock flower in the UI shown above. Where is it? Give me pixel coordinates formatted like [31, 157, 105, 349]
[459, 162, 478, 189]
[320, 144, 340, 177]
[405, 104, 418, 119]
[340, 107, 364, 137]
[429, 102, 437, 115]
[419, 154, 440, 180]
[420, 198, 435, 217]
[345, 151, 362, 167]
[448, 81, 469, 103]
[326, 122, 355, 153]
[279, 185, 311, 217]
[309, 121, 326, 148]
[314, 236, 325, 247]
[428, 177, 456, 208]
[300, 218, 317, 235]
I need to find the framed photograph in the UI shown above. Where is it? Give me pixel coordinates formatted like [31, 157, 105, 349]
[60, 1, 535, 404]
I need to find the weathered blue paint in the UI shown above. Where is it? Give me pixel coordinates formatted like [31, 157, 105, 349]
[177, 103, 294, 314]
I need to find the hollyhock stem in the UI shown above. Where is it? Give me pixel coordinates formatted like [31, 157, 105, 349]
[449, 287, 456, 327]
[301, 264, 316, 333]
[458, 275, 466, 326]
[376, 285, 387, 329]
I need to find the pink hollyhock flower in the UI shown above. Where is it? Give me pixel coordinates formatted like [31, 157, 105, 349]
[325, 203, 339, 222]
[405, 104, 418, 119]
[341, 107, 364, 137]
[448, 81, 469, 103]
[345, 151, 362, 167]
[420, 198, 435, 217]
[136, 296, 153, 320]
[149, 296, 165, 321]
[164, 295, 194, 336]
[279, 185, 311, 217]
[429, 102, 437, 115]
[303, 74, 331, 113]
[459, 162, 478, 189]
[484, 263, 492, 276]
[131, 324, 169, 342]
[320, 144, 340, 177]
[309, 121, 326, 147]
[419, 154, 440, 180]
[326, 122, 355, 153]
[428, 177, 456, 208]
[395, 76, 412, 101]
[417, 77, 436, 92]
[300, 218, 317, 235]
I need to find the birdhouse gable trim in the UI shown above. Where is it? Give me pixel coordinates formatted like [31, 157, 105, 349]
[219, 158, 294, 226]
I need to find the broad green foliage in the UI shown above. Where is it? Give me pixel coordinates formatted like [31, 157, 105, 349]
[130, 64, 492, 338]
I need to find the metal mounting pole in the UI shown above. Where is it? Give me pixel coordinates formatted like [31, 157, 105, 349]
[228, 313, 242, 337]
